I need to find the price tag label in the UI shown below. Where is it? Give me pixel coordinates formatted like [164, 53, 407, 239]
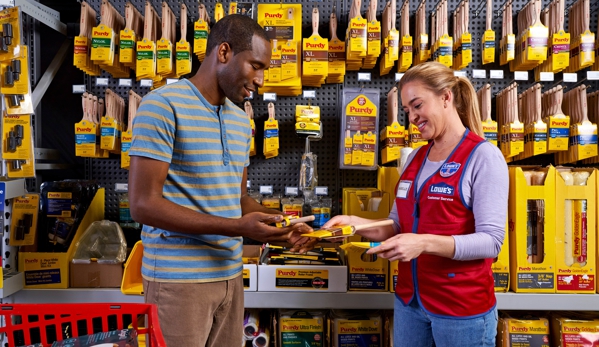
[72, 85, 85, 94]
[285, 187, 299, 196]
[166, 78, 179, 85]
[315, 186, 328, 195]
[472, 69, 486, 79]
[245, 91, 254, 100]
[358, 72, 371, 82]
[540, 72, 554, 81]
[119, 79, 132, 87]
[95, 77, 109, 86]
[587, 71, 599, 80]
[453, 71, 467, 77]
[490, 70, 504, 79]
[246, 180, 251, 189]
[260, 185, 273, 195]
[303, 90, 316, 99]
[263, 93, 277, 102]
[395, 73, 404, 81]
[114, 183, 128, 192]
[563, 73, 577, 82]
[140, 79, 153, 87]
[514, 71, 528, 80]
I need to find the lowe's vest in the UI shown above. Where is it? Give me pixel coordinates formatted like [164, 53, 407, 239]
[395, 130, 495, 318]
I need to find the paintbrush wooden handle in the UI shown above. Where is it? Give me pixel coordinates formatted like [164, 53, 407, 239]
[288, 215, 316, 225]
[353, 219, 394, 231]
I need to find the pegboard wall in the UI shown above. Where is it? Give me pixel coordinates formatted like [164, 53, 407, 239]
[78, 0, 599, 221]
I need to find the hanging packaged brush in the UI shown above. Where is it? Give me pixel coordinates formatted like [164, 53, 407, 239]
[379, 0, 399, 75]
[263, 102, 280, 159]
[397, 0, 412, 72]
[244, 101, 256, 157]
[496, 83, 523, 159]
[121, 90, 142, 170]
[282, 187, 304, 217]
[214, 1, 225, 22]
[346, 0, 368, 71]
[327, 9, 346, 84]
[499, 0, 515, 66]
[432, 0, 453, 68]
[478, 84, 498, 146]
[302, 7, 328, 87]
[120, 2, 144, 70]
[482, 0, 495, 65]
[176, 3, 191, 77]
[362, 0, 381, 70]
[193, 4, 210, 62]
[413, 0, 430, 65]
[74, 2, 101, 76]
[75, 93, 108, 158]
[542, 86, 570, 153]
[340, 88, 380, 170]
[258, 3, 303, 96]
[157, 2, 176, 79]
[380, 86, 405, 164]
[100, 89, 125, 154]
[511, 0, 548, 71]
[137, 2, 161, 85]
[91, 0, 128, 78]
[558, 86, 598, 164]
[452, 0, 472, 70]
[565, 0, 595, 73]
[520, 83, 547, 159]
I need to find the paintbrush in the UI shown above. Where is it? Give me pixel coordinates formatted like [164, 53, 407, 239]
[301, 219, 394, 239]
[276, 215, 315, 228]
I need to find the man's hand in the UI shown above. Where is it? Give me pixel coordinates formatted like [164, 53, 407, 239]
[287, 223, 318, 253]
[240, 212, 301, 243]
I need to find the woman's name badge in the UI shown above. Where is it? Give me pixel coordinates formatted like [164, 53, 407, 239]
[397, 180, 412, 199]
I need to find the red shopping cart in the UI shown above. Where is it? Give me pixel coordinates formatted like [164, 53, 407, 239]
[0, 303, 166, 347]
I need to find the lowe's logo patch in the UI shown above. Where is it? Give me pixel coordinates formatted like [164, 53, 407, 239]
[429, 183, 455, 196]
[439, 162, 461, 177]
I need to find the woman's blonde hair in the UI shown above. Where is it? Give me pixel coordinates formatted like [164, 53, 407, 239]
[397, 62, 484, 138]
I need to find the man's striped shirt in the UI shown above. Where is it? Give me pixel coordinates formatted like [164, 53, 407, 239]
[129, 79, 251, 283]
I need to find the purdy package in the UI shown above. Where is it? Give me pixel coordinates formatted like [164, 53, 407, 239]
[51, 328, 138, 347]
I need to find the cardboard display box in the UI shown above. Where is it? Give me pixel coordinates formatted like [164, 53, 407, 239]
[70, 262, 123, 288]
[243, 245, 261, 292]
[493, 219, 510, 292]
[509, 166, 556, 293]
[19, 188, 105, 289]
[346, 242, 388, 291]
[389, 260, 398, 292]
[555, 168, 596, 294]
[497, 312, 550, 347]
[550, 312, 599, 347]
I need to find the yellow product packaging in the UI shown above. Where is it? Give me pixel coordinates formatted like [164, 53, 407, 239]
[482, 119, 498, 147]
[156, 38, 173, 76]
[497, 312, 550, 347]
[282, 200, 303, 217]
[416, 33, 430, 64]
[136, 38, 156, 79]
[508, 166, 556, 293]
[528, 119, 548, 157]
[367, 20, 381, 58]
[526, 24, 549, 63]
[311, 196, 332, 228]
[2, 114, 31, 160]
[281, 41, 299, 81]
[551, 31, 570, 72]
[249, 118, 256, 156]
[550, 312, 599, 346]
[0, 7, 23, 62]
[295, 105, 321, 123]
[262, 196, 281, 211]
[380, 122, 405, 164]
[279, 310, 325, 347]
[175, 40, 191, 77]
[506, 121, 524, 158]
[100, 115, 121, 152]
[121, 130, 132, 170]
[555, 168, 596, 293]
[493, 218, 510, 292]
[398, 35, 413, 72]
[459, 32, 472, 69]
[269, 42, 282, 83]
[263, 117, 279, 159]
[362, 131, 377, 167]
[348, 17, 368, 58]
[74, 120, 99, 158]
[193, 19, 209, 61]
[389, 260, 398, 292]
[346, 236, 388, 291]
[1, 46, 29, 96]
[341, 89, 380, 170]
[408, 124, 428, 149]
[351, 131, 363, 165]
[482, 30, 495, 65]
[331, 311, 382, 347]
[500, 34, 515, 66]
[90, 25, 114, 65]
[9, 194, 39, 246]
[437, 34, 453, 68]
[119, 29, 136, 65]
[546, 116, 570, 152]
[344, 131, 353, 166]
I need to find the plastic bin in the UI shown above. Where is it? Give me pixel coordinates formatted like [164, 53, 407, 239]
[0, 303, 166, 347]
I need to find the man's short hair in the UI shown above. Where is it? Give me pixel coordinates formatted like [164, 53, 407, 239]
[205, 14, 269, 56]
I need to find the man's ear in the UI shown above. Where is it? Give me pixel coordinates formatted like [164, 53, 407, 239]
[217, 42, 232, 63]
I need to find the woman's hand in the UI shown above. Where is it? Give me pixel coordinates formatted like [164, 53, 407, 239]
[367, 233, 426, 262]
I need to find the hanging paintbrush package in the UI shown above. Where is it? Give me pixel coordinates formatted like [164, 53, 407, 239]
[554, 168, 596, 293]
[340, 88, 380, 170]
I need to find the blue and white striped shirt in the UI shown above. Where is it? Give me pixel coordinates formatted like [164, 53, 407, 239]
[129, 79, 251, 282]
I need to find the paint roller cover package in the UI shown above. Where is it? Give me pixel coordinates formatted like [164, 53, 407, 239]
[497, 312, 550, 347]
[508, 166, 557, 293]
[555, 168, 596, 293]
[550, 312, 599, 347]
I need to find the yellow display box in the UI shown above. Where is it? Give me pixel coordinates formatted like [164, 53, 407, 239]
[555, 168, 596, 294]
[550, 312, 599, 346]
[389, 259, 398, 293]
[497, 312, 550, 347]
[377, 166, 400, 212]
[19, 188, 105, 289]
[342, 188, 390, 219]
[346, 244, 388, 291]
[492, 219, 510, 292]
[508, 166, 556, 293]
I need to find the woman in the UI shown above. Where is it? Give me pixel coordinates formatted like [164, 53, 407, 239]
[323, 62, 508, 346]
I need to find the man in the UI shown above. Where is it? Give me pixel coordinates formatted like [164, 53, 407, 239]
[128, 15, 313, 346]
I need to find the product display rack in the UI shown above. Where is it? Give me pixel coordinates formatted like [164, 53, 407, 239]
[3, 0, 599, 314]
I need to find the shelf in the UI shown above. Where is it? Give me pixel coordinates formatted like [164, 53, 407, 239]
[5, 289, 599, 311]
